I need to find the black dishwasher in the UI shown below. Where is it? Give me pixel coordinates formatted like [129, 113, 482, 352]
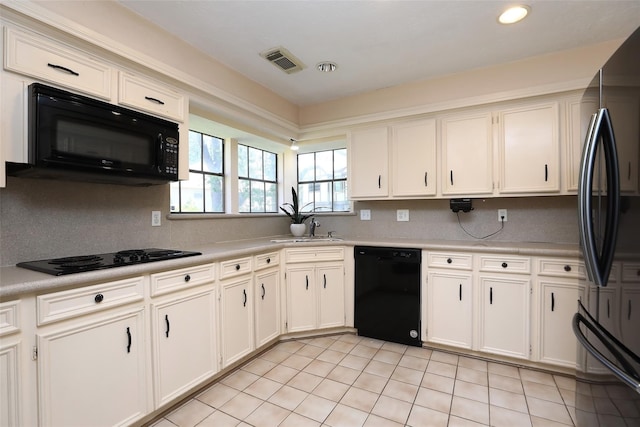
[354, 246, 422, 347]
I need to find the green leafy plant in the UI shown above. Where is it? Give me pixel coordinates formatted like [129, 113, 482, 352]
[280, 187, 314, 224]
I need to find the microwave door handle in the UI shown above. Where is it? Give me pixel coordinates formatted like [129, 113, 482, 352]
[157, 133, 164, 173]
[578, 112, 603, 286]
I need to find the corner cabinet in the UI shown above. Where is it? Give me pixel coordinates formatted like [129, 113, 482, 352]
[285, 247, 345, 333]
[348, 127, 390, 198]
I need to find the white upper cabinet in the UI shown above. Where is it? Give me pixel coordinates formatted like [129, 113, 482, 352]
[118, 72, 186, 122]
[348, 127, 390, 198]
[391, 119, 437, 197]
[565, 95, 598, 192]
[498, 102, 560, 194]
[4, 27, 113, 100]
[441, 111, 494, 195]
[605, 91, 639, 193]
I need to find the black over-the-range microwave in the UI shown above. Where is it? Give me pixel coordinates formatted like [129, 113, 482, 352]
[7, 83, 180, 186]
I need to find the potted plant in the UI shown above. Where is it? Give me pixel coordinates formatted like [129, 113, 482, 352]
[280, 187, 313, 236]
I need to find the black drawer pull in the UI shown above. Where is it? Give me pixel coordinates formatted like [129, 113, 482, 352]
[184, 274, 191, 282]
[261, 284, 266, 300]
[447, 258, 452, 264]
[266, 258, 271, 264]
[144, 96, 165, 105]
[165, 314, 170, 338]
[551, 292, 555, 312]
[94, 293, 104, 303]
[564, 265, 571, 272]
[243, 289, 247, 307]
[126, 327, 132, 353]
[47, 62, 79, 76]
[501, 262, 508, 269]
[235, 264, 241, 270]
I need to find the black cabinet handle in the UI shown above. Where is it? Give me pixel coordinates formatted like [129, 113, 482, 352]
[165, 314, 170, 338]
[144, 96, 165, 105]
[235, 264, 241, 271]
[501, 262, 508, 269]
[450, 170, 454, 186]
[545, 164, 548, 182]
[261, 284, 266, 300]
[629, 161, 632, 180]
[551, 292, 555, 312]
[243, 289, 247, 307]
[424, 172, 428, 187]
[564, 265, 571, 272]
[266, 258, 271, 264]
[305, 275, 309, 290]
[607, 298, 610, 318]
[47, 62, 79, 76]
[490, 287, 493, 305]
[126, 327, 132, 353]
[628, 299, 632, 321]
[323, 274, 327, 289]
[184, 274, 191, 282]
[378, 175, 381, 188]
[94, 293, 104, 303]
[447, 258, 452, 264]
[459, 284, 462, 301]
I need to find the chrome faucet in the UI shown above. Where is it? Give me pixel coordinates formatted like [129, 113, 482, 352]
[310, 218, 320, 237]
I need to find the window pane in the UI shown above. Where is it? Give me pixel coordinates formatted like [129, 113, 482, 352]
[188, 131, 202, 170]
[264, 151, 277, 182]
[334, 149, 347, 179]
[238, 179, 250, 212]
[315, 151, 333, 181]
[265, 182, 277, 212]
[238, 145, 248, 178]
[248, 147, 263, 180]
[298, 153, 315, 182]
[181, 172, 204, 212]
[205, 175, 224, 212]
[333, 181, 349, 211]
[250, 181, 265, 212]
[170, 181, 180, 212]
[203, 135, 222, 173]
[297, 183, 314, 211]
[313, 181, 332, 212]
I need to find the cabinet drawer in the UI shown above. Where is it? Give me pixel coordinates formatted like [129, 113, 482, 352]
[427, 252, 473, 270]
[118, 72, 185, 121]
[150, 263, 215, 297]
[4, 27, 112, 99]
[478, 255, 530, 274]
[37, 276, 144, 326]
[285, 247, 344, 263]
[220, 257, 252, 279]
[254, 251, 280, 271]
[537, 258, 584, 279]
[622, 263, 640, 283]
[0, 300, 20, 336]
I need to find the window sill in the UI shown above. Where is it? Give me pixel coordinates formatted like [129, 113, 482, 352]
[167, 212, 356, 220]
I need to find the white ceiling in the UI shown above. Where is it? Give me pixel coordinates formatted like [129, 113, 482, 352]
[117, 1, 640, 107]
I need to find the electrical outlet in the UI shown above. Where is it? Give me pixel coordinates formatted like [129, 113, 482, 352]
[498, 209, 508, 222]
[151, 211, 162, 226]
[360, 209, 371, 221]
[397, 209, 410, 222]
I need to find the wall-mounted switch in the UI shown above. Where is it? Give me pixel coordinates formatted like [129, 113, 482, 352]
[360, 209, 371, 221]
[152, 211, 162, 226]
[397, 209, 410, 222]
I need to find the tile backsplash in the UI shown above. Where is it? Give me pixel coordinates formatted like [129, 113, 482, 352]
[0, 177, 579, 267]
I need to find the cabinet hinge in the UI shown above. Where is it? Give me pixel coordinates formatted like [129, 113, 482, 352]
[32, 346, 38, 361]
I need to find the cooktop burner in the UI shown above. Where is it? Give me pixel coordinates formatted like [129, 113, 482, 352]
[16, 248, 202, 276]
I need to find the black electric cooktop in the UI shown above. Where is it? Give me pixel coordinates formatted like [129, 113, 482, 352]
[16, 248, 202, 276]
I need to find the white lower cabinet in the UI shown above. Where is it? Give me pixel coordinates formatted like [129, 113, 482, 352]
[0, 299, 22, 427]
[151, 290, 217, 407]
[37, 308, 149, 427]
[620, 263, 640, 356]
[426, 270, 473, 349]
[317, 264, 346, 329]
[254, 267, 280, 348]
[220, 276, 254, 367]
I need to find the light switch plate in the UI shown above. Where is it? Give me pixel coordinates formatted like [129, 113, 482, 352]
[397, 209, 409, 222]
[360, 209, 371, 221]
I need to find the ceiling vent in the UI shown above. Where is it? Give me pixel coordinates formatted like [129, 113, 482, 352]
[260, 47, 305, 74]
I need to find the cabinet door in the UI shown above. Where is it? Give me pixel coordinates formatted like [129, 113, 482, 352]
[441, 112, 493, 195]
[606, 93, 639, 193]
[220, 277, 254, 367]
[479, 275, 530, 359]
[499, 102, 560, 194]
[317, 263, 345, 329]
[254, 268, 280, 347]
[566, 95, 598, 192]
[587, 280, 620, 374]
[426, 271, 473, 349]
[119, 72, 186, 122]
[0, 342, 19, 426]
[37, 309, 148, 427]
[539, 280, 584, 368]
[620, 287, 640, 356]
[348, 127, 389, 198]
[391, 119, 437, 197]
[286, 266, 317, 332]
[152, 290, 217, 406]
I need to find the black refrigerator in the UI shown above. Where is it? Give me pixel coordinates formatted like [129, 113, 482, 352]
[574, 26, 640, 425]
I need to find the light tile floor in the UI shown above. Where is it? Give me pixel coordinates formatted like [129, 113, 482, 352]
[149, 334, 638, 427]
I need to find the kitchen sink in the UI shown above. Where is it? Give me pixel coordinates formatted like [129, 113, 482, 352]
[270, 237, 344, 243]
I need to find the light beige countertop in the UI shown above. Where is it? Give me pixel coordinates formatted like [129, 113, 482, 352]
[0, 237, 580, 299]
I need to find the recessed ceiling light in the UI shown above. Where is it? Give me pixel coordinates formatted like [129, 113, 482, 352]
[316, 62, 337, 73]
[498, 5, 530, 24]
